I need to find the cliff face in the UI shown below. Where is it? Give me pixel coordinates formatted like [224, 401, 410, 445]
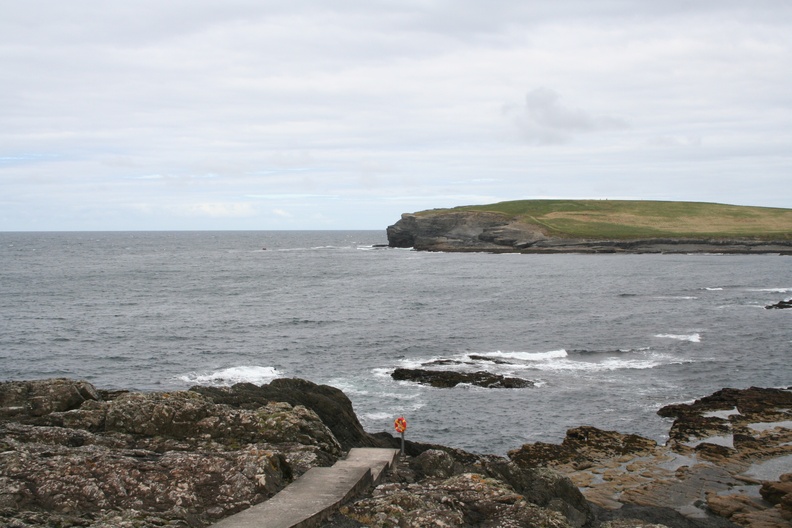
[386, 211, 549, 252]
[386, 211, 792, 253]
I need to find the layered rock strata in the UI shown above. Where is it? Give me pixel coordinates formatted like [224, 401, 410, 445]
[386, 212, 792, 254]
[507, 387, 792, 528]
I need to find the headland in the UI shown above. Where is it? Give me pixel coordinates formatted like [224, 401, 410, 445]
[386, 200, 792, 253]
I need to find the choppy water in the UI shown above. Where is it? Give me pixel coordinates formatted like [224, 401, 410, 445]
[1, 231, 790, 454]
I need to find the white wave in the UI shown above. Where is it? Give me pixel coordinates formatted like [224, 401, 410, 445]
[361, 412, 393, 421]
[469, 349, 568, 362]
[655, 333, 701, 343]
[655, 296, 699, 300]
[705, 287, 724, 291]
[749, 287, 792, 293]
[178, 366, 280, 386]
[530, 357, 666, 372]
[377, 391, 422, 400]
[325, 379, 371, 396]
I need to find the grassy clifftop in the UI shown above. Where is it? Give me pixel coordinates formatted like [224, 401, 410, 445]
[416, 200, 792, 240]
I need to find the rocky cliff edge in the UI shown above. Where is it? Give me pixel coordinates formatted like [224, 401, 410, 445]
[386, 212, 792, 253]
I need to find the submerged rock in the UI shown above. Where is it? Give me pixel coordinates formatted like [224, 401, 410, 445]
[391, 368, 534, 388]
[765, 299, 792, 309]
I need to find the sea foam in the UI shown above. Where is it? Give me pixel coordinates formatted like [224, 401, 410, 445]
[471, 349, 568, 362]
[178, 366, 280, 386]
[655, 333, 701, 343]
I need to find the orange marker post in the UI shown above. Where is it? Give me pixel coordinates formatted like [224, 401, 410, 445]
[394, 416, 407, 456]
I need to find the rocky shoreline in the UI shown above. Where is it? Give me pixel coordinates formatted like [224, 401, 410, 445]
[386, 212, 792, 254]
[1, 379, 791, 527]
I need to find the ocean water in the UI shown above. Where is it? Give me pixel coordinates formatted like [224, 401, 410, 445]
[1, 231, 790, 455]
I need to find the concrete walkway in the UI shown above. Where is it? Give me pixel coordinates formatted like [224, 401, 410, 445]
[210, 448, 400, 528]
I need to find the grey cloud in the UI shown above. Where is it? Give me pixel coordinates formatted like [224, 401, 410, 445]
[509, 88, 629, 144]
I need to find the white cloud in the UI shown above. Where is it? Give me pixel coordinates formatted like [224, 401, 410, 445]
[272, 209, 293, 218]
[1, 1, 791, 230]
[174, 203, 258, 218]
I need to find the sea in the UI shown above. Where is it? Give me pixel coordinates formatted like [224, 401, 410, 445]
[1, 231, 790, 455]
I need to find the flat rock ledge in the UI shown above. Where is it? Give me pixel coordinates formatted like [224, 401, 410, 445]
[386, 212, 792, 254]
[508, 387, 792, 528]
[391, 368, 534, 388]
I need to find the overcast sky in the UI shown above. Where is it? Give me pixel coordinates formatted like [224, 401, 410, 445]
[2, 1, 791, 231]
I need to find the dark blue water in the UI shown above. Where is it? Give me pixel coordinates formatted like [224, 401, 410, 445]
[1, 231, 790, 454]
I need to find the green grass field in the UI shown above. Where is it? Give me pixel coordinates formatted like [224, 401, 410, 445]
[416, 200, 792, 240]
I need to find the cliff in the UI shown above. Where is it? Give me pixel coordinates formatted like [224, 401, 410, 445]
[386, 200, 792, 253]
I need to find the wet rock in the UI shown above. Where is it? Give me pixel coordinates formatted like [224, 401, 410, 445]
[765, 299, 792, 309]
[391, 368, 533, 388]
[468, 355, 511, 364]
[508, 426, 657, 469]
[595, 503, 738, 528]
[761, 473, 792, 521]
[658, 387, 792, 421]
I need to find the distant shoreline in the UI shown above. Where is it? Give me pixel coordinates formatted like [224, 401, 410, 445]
[386, 200, 792, 254]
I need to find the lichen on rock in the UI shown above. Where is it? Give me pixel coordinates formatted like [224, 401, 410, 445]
[0, 378, 344, 527]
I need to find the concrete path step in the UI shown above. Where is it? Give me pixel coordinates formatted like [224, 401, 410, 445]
[210, 448, 399, 528]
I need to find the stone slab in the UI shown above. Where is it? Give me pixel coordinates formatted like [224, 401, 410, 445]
[210, 448, 399, 528]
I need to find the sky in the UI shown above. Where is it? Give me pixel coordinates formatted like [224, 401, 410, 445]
[1, 1, 791, 231]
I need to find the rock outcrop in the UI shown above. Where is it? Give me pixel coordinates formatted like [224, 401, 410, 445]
[0, 378, 586, 528]
[0, 378, 341, 527]
[191, 378, 377, 450]
[765, 299, 792, 309]
[386, 212, 792, 253]
[507, 386, 792, 528]
[387, 211, 549, 252]
[3, 379, 791, 528]
[391, 368, 534, 388]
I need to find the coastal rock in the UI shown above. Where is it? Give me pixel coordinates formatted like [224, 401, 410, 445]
[409, 448, 460, 479]
[391, 368, 534, 388]
[0, 378, 345, 527]
[760, 473, 792, 520]
[341, 472, 575, 528]
[657, 386, 792, 446]
[480, 458, 594, 528]
[509, 386, 792, 528]
[0, 378, 100, 420]
[191, 378, 376, 451]
[386, 211, 548, 252]
[386, 210, 792, 254]
[508, 426, 657, 469]
[765, 299, 792, 309]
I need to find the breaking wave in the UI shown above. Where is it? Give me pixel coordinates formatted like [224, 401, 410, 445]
[655, 333, 701, 343]
[178, 366, 281, 386]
